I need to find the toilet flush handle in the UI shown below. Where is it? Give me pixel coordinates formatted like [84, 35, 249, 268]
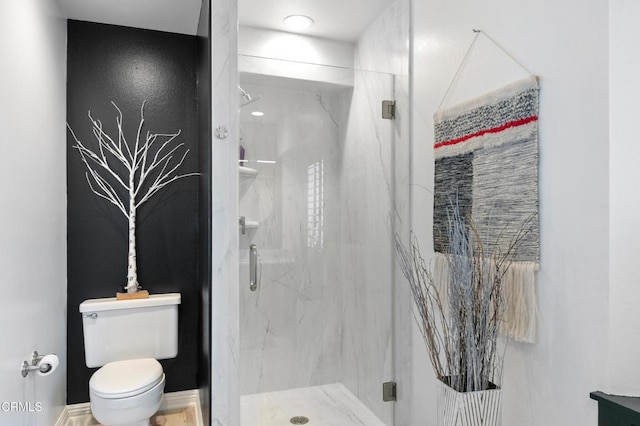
[83, 313, 98, 319]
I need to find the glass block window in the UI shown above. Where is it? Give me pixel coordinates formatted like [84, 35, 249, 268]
[307, 160, 324, 249]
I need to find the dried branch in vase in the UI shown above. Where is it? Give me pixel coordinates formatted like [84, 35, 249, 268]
[393, 201, 534, 392]
[67, 101, 199, 293]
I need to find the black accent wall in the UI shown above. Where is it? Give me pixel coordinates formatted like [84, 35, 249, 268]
[196, 1, 212, 424]
[66, 20, 202, 404]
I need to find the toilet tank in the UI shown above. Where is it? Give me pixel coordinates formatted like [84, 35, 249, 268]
[79, 293, 180, 368]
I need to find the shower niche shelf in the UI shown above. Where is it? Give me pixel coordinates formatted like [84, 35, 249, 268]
[239, 166, 258, 176]
[239, 220, 259, 231]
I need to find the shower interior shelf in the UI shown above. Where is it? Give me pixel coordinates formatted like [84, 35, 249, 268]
[239, 165, 258, 176]
[239, 220, 259, 230]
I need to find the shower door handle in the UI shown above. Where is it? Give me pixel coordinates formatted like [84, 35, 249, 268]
[249, 244, 258, 291]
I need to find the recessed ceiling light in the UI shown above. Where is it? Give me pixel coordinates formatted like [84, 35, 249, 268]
[283, 15, 314, 31]
[251, 111, 264, 117]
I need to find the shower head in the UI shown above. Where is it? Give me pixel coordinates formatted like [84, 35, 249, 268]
[241, 95, 262, 107]
[238, 85, 262, 108]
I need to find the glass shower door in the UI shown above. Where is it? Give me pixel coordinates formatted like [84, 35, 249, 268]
[238, 62, 403, 425]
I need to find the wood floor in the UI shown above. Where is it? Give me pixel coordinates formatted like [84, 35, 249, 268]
[66, 406, 198, 426]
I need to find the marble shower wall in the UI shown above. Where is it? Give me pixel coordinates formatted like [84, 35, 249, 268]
[210, 0, 240, 425]
[344, 1, 412, 425]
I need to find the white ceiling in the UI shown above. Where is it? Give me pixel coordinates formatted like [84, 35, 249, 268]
[59, 0, 396, 42]
[59, 0, 203, 35]
[239, 0, 396, 42]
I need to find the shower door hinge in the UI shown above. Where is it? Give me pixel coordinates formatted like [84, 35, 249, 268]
[382, 100, 396, 119]
[383, 381, 397, 402]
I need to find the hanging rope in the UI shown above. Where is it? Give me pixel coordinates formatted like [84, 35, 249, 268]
[437, 29, 535, 110]
[475, 29, 534, 75]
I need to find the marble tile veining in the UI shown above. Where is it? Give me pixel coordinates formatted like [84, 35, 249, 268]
[241, 384, 386, 426]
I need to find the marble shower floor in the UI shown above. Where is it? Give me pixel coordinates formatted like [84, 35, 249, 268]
[241, 384, 386, 426]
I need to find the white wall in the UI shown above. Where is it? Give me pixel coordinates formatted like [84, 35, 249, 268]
[411, 0, 610, 424]
[609, 0, 640, 397]
[0, 0, 67, 425]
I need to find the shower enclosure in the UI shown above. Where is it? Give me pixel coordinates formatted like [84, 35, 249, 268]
[236, 3, 410, 424]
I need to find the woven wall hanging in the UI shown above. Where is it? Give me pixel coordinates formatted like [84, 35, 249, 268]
[433, 31, 540, 343]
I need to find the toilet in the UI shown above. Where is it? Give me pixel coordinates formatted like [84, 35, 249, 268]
[79, 293, 181, 426]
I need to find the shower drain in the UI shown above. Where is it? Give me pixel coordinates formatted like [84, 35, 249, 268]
[290, 416, 309, 424]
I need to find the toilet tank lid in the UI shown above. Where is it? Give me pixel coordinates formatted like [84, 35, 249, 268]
[79, 293, 181, 313]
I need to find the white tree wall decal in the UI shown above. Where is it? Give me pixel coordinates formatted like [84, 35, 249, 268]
[68, 101, 198, 294]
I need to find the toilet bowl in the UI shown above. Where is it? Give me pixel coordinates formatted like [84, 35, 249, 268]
[89, 358, 165, 426]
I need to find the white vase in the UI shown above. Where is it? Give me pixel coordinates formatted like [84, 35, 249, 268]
[436, 379, 502, 426]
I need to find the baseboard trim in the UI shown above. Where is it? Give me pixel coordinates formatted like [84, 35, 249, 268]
[55, 389, 203, 426]
[54, 402, 91, 426]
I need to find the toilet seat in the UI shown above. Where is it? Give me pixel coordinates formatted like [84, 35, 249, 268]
[89, 358, 163, 399]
